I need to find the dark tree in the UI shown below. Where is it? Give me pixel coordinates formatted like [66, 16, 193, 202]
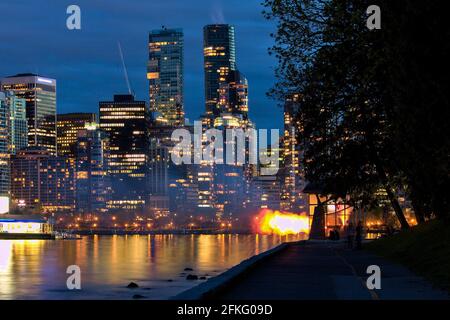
[380, 0, 450, 222]
[264, 0, 449, 226]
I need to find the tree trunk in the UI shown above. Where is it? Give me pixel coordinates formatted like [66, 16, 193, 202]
[384, 185, 410, 229]
[411, 199, 426, 224]
[372, 154, 409, 229]
[366, 133, 410, 229]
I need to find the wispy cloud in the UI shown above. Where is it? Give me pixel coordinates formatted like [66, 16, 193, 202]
[211, 0, 226, 23]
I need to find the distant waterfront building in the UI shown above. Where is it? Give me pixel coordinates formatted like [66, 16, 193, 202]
[57, 113, 97, 158]
[10, 147, 75, 213]
[75, 125, 110, 214]
[0, 214, 53, 238]
[204, 24, 236, 118]
[99, 94, 150, 212]
[1, 74, 57, 155]
[148, 27, 184, 126]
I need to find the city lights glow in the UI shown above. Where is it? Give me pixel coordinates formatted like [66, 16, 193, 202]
[0, 197, 9, 214]
[254, 209, 310, 236]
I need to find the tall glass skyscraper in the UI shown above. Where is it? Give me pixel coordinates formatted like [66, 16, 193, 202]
[0, 91, 27, 211]
[218, 70, 249, 119]
[148, 27, 184, 126]
[1, 73, 57, 155]
[203, 24, 236, 119]
[0, 92, 10, 201]
[6, 91, 28, 155]
[75, 126, 111, 214]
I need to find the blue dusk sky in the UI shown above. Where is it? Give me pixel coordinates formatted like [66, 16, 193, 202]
[0, 0, 283, 130]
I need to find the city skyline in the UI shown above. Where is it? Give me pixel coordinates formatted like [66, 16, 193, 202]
[0, 0, 448, 305]
[0, 0, 280, 131]
[0, 15, 288, 222]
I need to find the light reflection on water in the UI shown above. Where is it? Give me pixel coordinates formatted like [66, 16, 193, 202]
[0, 234, 303, 300]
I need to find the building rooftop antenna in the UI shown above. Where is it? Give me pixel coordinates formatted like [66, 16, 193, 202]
[117, 41, 133, 96]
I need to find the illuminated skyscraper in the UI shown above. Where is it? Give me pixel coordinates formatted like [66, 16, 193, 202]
[4, 91, 28, 155]
[10, 147, 75, 213]
[57, 113, 97, 158]
[281, 94, 308, 213]
[1, 74, 57, 155]
[218, 70, 248, 119]
[148, 27, 184, 126]
[204, 24, 236, 118]
[99, 94, 149, 212]
[75, 126, 110, 214]
[0, 92, 9, 201]
[147, 140, 170, 216]
[0, 91, 27, 212]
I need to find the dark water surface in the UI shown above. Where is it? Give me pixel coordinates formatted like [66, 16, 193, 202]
[0, 234, 303, 299]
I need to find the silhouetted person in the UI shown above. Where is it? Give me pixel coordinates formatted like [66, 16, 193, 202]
[355, 220, 363, 250]
[346, 222, 355, 249]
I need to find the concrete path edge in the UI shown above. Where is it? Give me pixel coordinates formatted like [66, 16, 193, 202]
[171, 241, 302, 300]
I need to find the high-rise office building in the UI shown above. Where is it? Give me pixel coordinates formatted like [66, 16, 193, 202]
[99, 94, 149, 212]
[57, 113, 97, 158]
[10, 147, 75, 213]
[281, 94, 308, 213]
[1, 74, 57, 155]
[212, 113, 255, 219]
[147, 140, 170, 216]
[3, 91, 28, 155]
[218, 70, 248, 119]
[75, 125, 110, 214]
[0, 93, 9, 201]
[0, 91, 28, 213]
[148, 27, 184, 126]
[204, 24, 236, 118]
[147, 123, 198, 219]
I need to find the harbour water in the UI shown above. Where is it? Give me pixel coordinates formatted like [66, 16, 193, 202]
[0, 234, 304, 299]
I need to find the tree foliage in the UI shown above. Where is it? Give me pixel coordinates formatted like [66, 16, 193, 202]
[264, 0, 450, 226]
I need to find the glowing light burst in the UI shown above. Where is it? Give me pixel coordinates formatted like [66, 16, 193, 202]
[254, 209, 310, 236]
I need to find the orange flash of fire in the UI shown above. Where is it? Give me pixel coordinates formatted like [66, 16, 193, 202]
[254, 209, 310, 236]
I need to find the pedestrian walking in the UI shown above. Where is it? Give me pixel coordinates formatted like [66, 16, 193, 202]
[355, 220, 363, 249]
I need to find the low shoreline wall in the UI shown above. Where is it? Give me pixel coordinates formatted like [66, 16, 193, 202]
[171, 241, 304, 300]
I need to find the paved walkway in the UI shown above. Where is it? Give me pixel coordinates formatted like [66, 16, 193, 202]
[215, 241, 449, 300]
